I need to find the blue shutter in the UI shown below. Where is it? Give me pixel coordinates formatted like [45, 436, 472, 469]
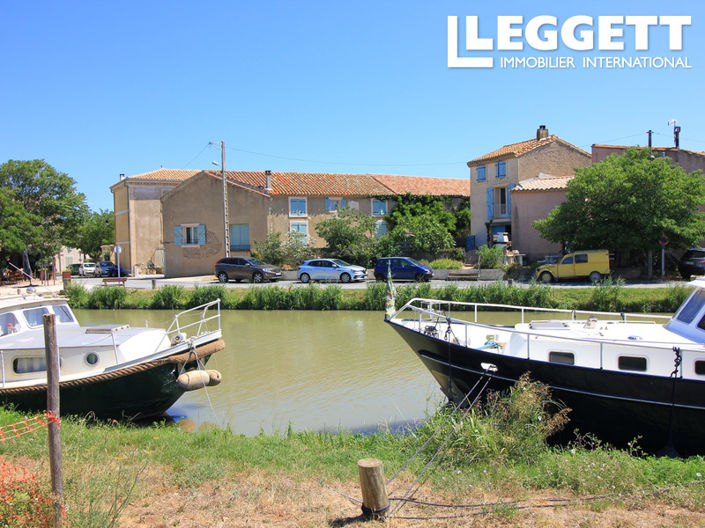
[174, 226, 182, 246]
[325, 198, 333, 211]
[507, 184, 515, 216]
[230, 224, 250, 251]
[341, 199, 347, 209]
[197, 224, 206, 245]
[486, 188, 494, 219]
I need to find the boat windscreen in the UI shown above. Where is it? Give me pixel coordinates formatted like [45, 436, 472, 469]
[676, 289, 705, 324]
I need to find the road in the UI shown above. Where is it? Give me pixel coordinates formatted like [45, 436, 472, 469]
[69, 275, 688, 290]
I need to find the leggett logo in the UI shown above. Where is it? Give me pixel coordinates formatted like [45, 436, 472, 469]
[448, 15, 692, 70]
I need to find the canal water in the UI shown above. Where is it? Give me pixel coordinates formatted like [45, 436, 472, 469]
[74, 309, 445, 435]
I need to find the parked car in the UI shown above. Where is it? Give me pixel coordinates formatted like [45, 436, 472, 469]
[69, 264, 81, 275]
[374, 257, 433, 282]
[215, 257, 281, 283]
[678, 248, 705, 280]
[536, 249, 610, 283]
[96, 261, 130, 277]
[78, 262, 98, 277]
[297, 259, 367, 283]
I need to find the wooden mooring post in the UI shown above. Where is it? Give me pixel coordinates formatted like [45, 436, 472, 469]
[357, 458, 389, 520]
[43, 314, 63, 528]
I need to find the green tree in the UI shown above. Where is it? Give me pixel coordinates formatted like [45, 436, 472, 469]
[281, 232, 315, 268]
[0, 160, 88, 265]
[387, 213, 455, 259]
[385, 194, 470, 237]
[76, 210, 115, 262]
[534, 149, 705, 267]
[252, 232, 285, 265]
[315, 209, 378, 266]
[0, 187, 40, 261]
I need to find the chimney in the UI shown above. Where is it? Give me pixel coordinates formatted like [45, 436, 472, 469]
[119, 173, 125, 180]
[674, 126, 681, 148]
[265, 170, 273, 190]
[536, 125, 549, 140]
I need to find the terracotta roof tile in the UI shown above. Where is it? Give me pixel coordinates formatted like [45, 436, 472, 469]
[513, 174, 574, 192]
[123, 168, 200, 182]
[204, 170, 469, 197]
[469, 135, 589, 165]
[371, 174, 469, 197]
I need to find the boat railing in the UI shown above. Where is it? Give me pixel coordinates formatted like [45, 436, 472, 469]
[393, 298, 702, 372]
[166, 300, 221, 340]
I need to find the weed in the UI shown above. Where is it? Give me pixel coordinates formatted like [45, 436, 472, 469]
[150, 285, 187, 309]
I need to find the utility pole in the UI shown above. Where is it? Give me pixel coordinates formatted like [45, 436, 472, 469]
[210, 141, 230, 257]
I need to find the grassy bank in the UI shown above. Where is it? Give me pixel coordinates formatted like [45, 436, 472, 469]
[63, 280, 690, 313]
[1, 377, 703, 527]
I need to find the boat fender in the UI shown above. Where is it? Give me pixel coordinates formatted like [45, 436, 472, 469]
[206, 369, 222, 386]
[177, 370, 210, 391]
[171, 332, 187, 346]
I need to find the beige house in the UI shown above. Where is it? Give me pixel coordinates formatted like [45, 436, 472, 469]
[162, 170, 469, 277]
[592, 144, 705, 174]
[110, 169, 200, 274]
[467, 126, 591, 255]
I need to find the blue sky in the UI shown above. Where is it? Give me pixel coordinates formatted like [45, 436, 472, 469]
[2, 1, 703, 212]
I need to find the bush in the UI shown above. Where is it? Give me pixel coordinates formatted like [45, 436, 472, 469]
[150, 285, 187, 310]
[0, 460, 55, 527]
[87, 286, 128, 309]
[187, 286, 227, 308]
[428, 258, 463, 269]
[63, 283, 89, 308]
[477, 244, 504, 269]
[252, 233, 285, 266]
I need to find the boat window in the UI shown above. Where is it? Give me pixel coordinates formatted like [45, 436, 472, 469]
[54, 305, 74, 323]
[676, 289, 705, 324]
[0, 313, 21, 336]
[549, 351, 575, 365]
[23, 307, 50, 327]
[695, 361, 705, 376]
[14, 357, 47, 374]
[618, 356, 647, 372]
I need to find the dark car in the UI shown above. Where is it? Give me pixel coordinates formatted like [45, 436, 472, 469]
[374, 257, 433, 282]
[215, 257, 282, 283]
[97, 261, 130, 277]
[678, 248, 705, 280]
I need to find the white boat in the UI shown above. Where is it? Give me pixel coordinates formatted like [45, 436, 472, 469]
[0, 294, 224, 419]
[387, 279, 705, 455]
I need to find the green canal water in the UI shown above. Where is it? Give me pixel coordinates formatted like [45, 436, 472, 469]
[74, 309, 446, 435]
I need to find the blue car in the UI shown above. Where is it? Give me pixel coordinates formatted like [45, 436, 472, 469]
[97, 261, 130, 277]
[297, 259, 367, 283]
[374, 257, 433, 282]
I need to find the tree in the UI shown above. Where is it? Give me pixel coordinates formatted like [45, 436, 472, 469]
[385, 194, 471, 237]
[0, 187, 40, 261]
[534, 149, 705, 268]
[387, 213, 456, 259]
[76, 210, 114, 262]
[0, 160, 88, 266]
[315, 209, 378, 266]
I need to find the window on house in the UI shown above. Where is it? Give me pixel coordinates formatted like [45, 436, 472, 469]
[498, 187, 508, 216]
[230, 224, 250, 251]
[375, 221, 387, 237]
[289, 197, 307, 217]
[290, 221, 308, 240]
[618, 356, 647, 372]
[372, 199, 387, 216]
[174, 224, 206, 246]
[325, 198, 347, 212]
[496, 161, 506, 179]
[477, 166, 486, 181]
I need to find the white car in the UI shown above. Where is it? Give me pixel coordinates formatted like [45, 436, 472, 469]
[78, 262, 97, 277]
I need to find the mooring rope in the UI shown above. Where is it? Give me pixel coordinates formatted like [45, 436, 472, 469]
[389, 372, 494, 517]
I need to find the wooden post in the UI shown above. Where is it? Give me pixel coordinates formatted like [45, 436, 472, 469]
[357, 458, 389, 520]
[43, 314, 63, 528]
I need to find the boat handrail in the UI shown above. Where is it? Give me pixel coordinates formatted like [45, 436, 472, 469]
[166, 300, 221, 338]
[394, 299, 703, 357]
[395, 297, 672, 324]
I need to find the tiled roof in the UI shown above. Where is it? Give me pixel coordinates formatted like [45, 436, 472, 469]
[592, 145, 705, 157]
[513, 174, 574, 192]
[468, 135, 589, 165]
[204, 170, 469, 197]
[123, 168, 201, 182]
[371, 174, 469, 197]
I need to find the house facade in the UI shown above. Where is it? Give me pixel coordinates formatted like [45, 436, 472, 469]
[110, 169, 200, 275]
[162, 170, 469, 277]
[467, 125, 591, 253]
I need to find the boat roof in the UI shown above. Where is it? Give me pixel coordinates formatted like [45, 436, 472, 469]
[0, 294, 68, 311]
